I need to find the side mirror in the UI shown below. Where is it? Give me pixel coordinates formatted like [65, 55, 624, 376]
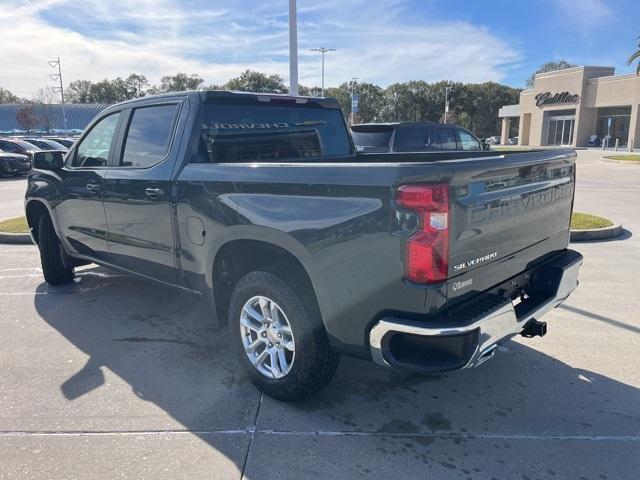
[481, 139, 491, 151]
[33, 150, 65, 171]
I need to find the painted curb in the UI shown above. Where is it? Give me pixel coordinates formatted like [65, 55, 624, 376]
[601, 156, 640, 164]
[570, 221, 623, 242]
[0, 232, 32, 245]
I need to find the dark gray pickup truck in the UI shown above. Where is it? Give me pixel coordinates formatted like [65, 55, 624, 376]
[25, 90, 582, 400]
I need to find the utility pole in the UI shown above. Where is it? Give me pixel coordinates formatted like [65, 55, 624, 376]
[310, 47, 335, 96]
[288, 0, 298, 95]
[350, 77, 358, 124]
[443, 83, 451, 124]
[48, 57, 67, 131]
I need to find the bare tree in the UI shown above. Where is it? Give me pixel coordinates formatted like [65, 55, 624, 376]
[34, 88, 57, 133]
[16, 105, 39, 132]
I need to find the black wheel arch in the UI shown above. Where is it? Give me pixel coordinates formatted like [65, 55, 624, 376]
[211, 239, 323, 329]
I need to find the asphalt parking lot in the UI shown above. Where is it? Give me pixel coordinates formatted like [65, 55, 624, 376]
[0, 150, 638, 479]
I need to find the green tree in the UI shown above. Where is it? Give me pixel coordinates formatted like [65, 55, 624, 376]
[124, 74, 150, 98]
[298, 85, 323, 97]
[156, 73, 204, 93]
[627, 36, 640, 75]
[322, 81, 384, 123]
[525, 60, 577, 88]
[454, 82, 520, 137]
[224, 70, 287, 93]
[86, 78, 130, 103]
[380, 80, 458, 124]
[0, 87, 20, 103]
[66, 80, 93, 103]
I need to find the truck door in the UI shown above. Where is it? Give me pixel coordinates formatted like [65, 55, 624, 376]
[55, 111, 122, 260]
[102, 101, 184, 285]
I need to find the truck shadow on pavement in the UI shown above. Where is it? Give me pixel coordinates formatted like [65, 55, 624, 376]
[33, 265, 640, 473]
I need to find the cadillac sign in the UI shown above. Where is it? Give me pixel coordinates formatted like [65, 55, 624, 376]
[535, 91, 580, 107]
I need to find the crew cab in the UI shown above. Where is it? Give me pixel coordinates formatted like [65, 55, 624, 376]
[25, 91, 582, 400]
[351, 122, 485, 153]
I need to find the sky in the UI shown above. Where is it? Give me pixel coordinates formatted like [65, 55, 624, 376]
[1, 0, 638, 98]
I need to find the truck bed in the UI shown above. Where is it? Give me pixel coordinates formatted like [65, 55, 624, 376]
[177, 147, 576, 357]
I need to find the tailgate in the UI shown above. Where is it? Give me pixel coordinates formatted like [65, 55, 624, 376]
[447, 149, 576, 299]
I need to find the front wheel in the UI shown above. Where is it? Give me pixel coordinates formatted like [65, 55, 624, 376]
[38, 215, 74, 285]
[229, 271, 339, 401]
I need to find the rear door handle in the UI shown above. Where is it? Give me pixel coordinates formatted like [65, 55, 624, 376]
[86, 183, 100, 193]
[145, 187, 164, 199]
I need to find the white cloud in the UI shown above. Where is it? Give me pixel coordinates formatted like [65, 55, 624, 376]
[0, 0, 521, 98]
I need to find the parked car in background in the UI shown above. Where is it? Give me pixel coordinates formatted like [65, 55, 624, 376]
[508, 137, 519, 145]
[351, 122, 485, 153]
[0, 151, 31, 176]
[486, 136, 501, 145]
[21, 138, 69, 151]
[0, 138, 42, 158]
[45, 137, 76, 148]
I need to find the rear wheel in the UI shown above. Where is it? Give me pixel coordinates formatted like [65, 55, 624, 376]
[38, 215, 74, 285]
[229, 270, 339, 401]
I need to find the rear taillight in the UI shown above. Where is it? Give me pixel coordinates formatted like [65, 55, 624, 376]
[396, 184, 449, 284]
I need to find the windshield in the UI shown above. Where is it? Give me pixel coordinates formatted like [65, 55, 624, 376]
[24, 139, 53, 149]
[43, 140, 67, 149]
[12, 140, 41, 150]
[198, 103, 352, 163]
[350, 129, 393, 148]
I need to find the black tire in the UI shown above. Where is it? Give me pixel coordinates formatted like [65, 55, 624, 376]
[38, 215, 74, 285]
[229, 270, 339, 401]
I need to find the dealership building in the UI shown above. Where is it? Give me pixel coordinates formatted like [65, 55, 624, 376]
[499, 66, 640, 149]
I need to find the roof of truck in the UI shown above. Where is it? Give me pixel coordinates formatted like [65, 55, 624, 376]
[109, 90, 342, 110]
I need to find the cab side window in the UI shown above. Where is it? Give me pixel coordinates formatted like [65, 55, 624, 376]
[425, 127, 442, 150]
[120, 104, 178, 168]
[457, 129, 482, 151]
[438, 127, 458, 150]
[72, 112, 121, 167]
[394, 124, 428, 152]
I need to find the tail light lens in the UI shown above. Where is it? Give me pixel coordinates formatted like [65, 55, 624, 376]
[396, 184, 449, 284]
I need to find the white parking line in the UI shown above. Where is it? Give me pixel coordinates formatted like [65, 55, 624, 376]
[0, 292, 65, 296]
[0, 268, 42, 272]
[0, 274, 42, 279]
[0, 429, 637, 441]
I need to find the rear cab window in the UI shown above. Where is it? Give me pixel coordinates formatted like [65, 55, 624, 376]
[197, 100, 352, 163]
[350, 126, 394, 149]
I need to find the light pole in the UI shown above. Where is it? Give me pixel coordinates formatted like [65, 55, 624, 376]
[310, 47, 335, 96]
[289, 0, 298, 95]
[443, 84, 452, 124]
[350, 77, 358, 124]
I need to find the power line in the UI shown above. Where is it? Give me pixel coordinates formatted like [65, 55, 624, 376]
[0, 60, 48, 68]
[0, 76, 51, 81]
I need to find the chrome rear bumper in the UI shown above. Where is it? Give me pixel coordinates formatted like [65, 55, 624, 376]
[369, 249, 583, 372]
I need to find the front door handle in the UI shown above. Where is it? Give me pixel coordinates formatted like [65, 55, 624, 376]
[86, 183, 100, 193]
[145, 187, 164, 199]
